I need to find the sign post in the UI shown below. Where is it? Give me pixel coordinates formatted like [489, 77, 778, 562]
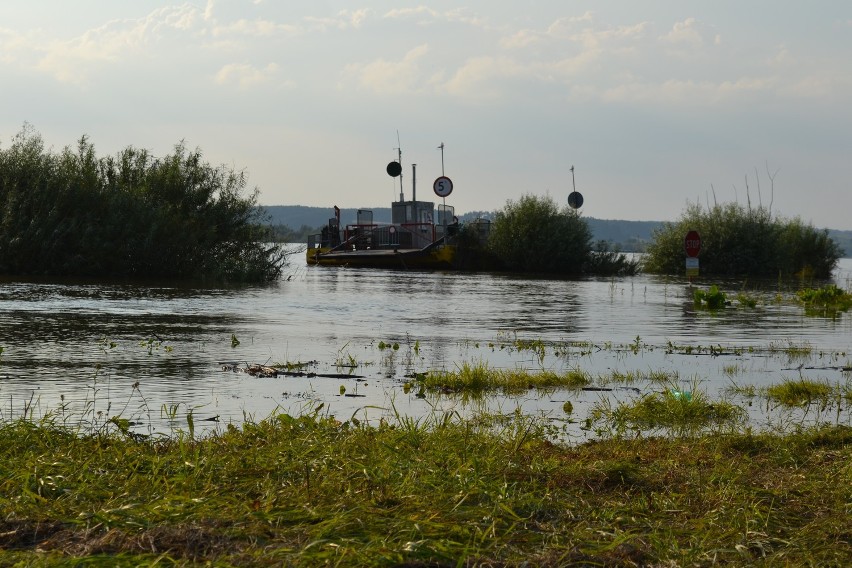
[684, 230, 701, 279]
[433, 176, 453, 240]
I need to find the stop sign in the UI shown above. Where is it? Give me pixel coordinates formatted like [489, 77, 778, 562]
[684, 230, 701, 258]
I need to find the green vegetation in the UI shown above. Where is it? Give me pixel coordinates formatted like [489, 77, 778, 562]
[643, 202, 841, 278]
[2, 413, 851, 566]
[693, 285, 728, 309]
[590, 388, 747, 437]
[765, 378, 836, 407]
[797, 284, 852, 317]
[0, 125, 286, 282]
[486, 194, 638, 276]
[420, 362, 591, 394]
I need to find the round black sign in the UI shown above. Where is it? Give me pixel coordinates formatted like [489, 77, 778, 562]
[568, 191, 584, 209]
[386, 161, 402, 177]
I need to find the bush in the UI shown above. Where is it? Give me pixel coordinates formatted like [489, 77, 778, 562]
[643, 202, 841, 278]
[0, 125, 287, 282]
[487, 194, 592, 274]
[694, 285, 728, 309]
[585, 240, 640, 276]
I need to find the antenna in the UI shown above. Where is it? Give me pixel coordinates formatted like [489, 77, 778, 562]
[395, 131, 404, 201]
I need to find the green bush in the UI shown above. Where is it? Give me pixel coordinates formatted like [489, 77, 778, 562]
[643, 202, 841, 278]
[487, 194, 592, 274]
[694, 285, 728, 309]
[0, 125, 287, 282]
[797, 284, 852, 317]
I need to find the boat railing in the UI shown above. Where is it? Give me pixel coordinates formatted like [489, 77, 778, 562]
[313, 221, 440, 253]
[399, 223, 436, 249]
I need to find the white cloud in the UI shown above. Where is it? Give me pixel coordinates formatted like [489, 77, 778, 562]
[602, 76, 773, 105]
[215, 62, 280, 90]
[342, 44, 433, 95]
[659, 18, 704, 46]
[212, 18, 298, 38]
[443, 56, 520, 97]
[31, 5, 205, 86]
[384, 7, 440, 21]
[383, 6, 489, 29]
[304, 9, 373, 31]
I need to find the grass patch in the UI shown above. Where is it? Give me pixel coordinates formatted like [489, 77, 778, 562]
[420, 362, 591, 394]
[590, 388, 747, 437]
[724, 382, 759, 398]
[768, 339, 814, 359]
[797, 284, 852, 317]
[1, 414, 851, 566]
[764, 378, 836, 407]
[735, 291, 759, 308]
[599, 369, 679, 386]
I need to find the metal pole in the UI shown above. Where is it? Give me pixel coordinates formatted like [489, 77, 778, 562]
[398, 146, 404, 202]
[438, 142, 445, 176]
[412, 163, 416, 202]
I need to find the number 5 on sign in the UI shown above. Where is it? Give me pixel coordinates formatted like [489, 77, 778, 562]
[433, 176, 453, 198]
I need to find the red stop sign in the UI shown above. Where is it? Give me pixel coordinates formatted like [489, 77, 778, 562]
[685, 230, 701, 257]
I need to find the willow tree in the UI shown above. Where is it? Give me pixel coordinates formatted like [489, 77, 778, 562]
[0, 125, 287, 282]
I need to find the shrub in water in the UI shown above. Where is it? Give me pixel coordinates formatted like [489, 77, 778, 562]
[488, 194, 593, 275]
[643, 201, 841, 278]
[694, 285, 728, 309]
[0, 125, 287, 282]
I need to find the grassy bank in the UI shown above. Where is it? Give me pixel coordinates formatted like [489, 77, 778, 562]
[1, 411, 851, 566]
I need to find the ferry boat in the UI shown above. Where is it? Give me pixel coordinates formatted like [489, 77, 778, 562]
[306, 152, 462, 269]
[306, 202, 459, 269]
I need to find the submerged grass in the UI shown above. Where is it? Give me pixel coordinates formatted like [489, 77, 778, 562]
[1, 412, 851, 566]
[589, 388, 748, 437]
[765, 378, 837, 407]
[420, 361, 591, 394]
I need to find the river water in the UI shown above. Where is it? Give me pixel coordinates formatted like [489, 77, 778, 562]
[1, 254, 850, 439]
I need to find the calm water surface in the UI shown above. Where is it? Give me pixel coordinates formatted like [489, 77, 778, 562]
[1, 256, 850, 438]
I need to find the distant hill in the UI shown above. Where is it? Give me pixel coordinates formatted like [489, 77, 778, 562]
[261, 205, 851, 257]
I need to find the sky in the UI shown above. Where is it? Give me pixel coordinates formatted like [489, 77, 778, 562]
[2, 1, 851, 230]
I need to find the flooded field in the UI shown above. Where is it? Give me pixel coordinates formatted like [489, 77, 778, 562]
[1, 255, 850, 440]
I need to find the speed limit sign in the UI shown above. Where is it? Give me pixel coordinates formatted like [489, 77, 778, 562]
[433, 176, 453, 197]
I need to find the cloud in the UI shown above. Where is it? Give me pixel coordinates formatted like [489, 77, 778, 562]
[342, 44, 434, 95]
[383, 6, 489, 29]
[304, 9, 373, 31]
[383, 7, 440, 21]
[215, 62, 280, 90]
[31, 5, 205, 86]
[659, 17, 704, 46]
[601, 76, 774, 105]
